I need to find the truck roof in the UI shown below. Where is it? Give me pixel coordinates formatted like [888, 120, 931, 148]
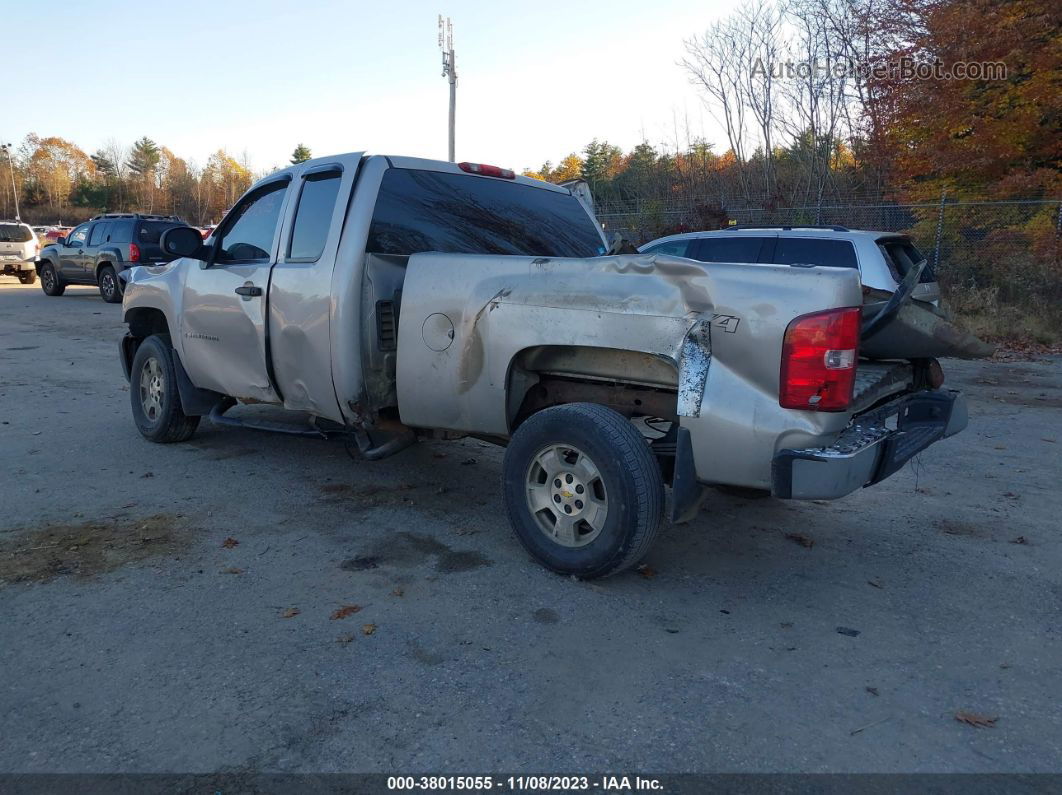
[266, 152, 572, 195]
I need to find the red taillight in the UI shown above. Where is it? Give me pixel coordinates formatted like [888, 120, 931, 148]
[129, 242, 140, 262]
[458, 161, 515, 179]
[779, 307, 861, 411]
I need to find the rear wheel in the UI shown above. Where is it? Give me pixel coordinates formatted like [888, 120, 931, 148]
[18, 270, 37, 285]
[39, 262, 64, 296]
[503, 402, 664, 579]
[129, 335, 200, 443]
[98, 265, 121, 303]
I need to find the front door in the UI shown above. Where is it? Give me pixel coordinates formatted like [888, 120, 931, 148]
[179, 178, 290, 403]
[84, 221, 110, 281]
[59, 223, 89, 280]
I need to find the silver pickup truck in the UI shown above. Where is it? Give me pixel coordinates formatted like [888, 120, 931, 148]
[119, 152, 974, 578]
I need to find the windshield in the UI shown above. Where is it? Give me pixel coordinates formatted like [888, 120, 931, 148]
[367, 168, 605, 258]
[0, 224, 32, 243]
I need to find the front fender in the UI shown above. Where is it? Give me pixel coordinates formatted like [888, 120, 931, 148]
[122, 261, 186, 361]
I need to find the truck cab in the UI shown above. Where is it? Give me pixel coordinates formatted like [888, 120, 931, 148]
[119, 152, 973, 578]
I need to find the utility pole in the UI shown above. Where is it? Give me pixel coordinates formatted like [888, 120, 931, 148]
[438, 15, 456, 162]
[1, 143, 19, 220]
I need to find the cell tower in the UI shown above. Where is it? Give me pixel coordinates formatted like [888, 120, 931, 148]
[438, 15, 456, 162]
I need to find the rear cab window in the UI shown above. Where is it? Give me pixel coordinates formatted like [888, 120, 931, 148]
[367, 168, 605, 258]
[771, 237, 857, 269]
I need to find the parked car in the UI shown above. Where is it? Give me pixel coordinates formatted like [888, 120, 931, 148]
[36, 213, 190, 302]
[639, 226, 940, 305]
[44, 227, 70, 243]
[0, 220, 39, 284]
[120, 153, 978, 578]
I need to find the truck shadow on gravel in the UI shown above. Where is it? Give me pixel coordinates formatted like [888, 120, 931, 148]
[0, 514, 193, 586]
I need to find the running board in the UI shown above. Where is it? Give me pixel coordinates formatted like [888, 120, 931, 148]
[208, 400, 417, 459]
[208, 401, 329, 439]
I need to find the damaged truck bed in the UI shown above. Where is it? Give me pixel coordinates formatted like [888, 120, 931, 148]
[119, 152, 988, 578]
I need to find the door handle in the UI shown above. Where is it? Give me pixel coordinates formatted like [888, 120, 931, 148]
[234, 284, 262, 297]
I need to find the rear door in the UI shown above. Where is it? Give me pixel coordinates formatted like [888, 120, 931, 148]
[179, 177, 291, 402]
[84, 221, 110, 280]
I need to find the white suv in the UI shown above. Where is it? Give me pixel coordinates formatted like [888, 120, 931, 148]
[0, 220, 39, 284]
[639, 226, 939, 304]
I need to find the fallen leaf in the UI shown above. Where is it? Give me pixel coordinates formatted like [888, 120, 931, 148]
[836, 626, 860, 637]
[222, 567, 243, 575]
[391, 587, 404, 597]
[955, 710, 997, 728]
[460, 457, 478, 466]
[785, 532, 814, 548]
[636, 564, 657, 579]
[280, 607, 300, 619]
[336, 633, 355, 645]
[867, 578, 885, 589]
[1010, 536, 1028, 545]
[222, 537, 239, 549]
[330, 604, 362, 620]
[361, 623, 377, 636]
[866, 686, 879, 697]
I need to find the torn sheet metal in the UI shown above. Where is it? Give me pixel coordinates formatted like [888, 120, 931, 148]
[677, 319, 711, 417]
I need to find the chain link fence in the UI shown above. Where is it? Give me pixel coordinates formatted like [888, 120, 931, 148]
[596, 197, 1062, 342]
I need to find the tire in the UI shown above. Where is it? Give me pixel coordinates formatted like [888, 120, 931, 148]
[39, 262, 65, 296]
[503, 402, 664, 579]
[98, 265, 122, 303]
[129, 334, 200, 443]
[18, 270, 37, 285]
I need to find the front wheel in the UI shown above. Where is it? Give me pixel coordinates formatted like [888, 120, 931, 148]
[39, 262, 65, 296]
[98, 265, 122, 303]
[129, 335, 200, 443]
[18, 270, 37, 285]
[503, 403, 664, 579]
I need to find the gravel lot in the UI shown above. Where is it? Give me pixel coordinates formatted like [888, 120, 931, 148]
[1, 278, 1060, 774]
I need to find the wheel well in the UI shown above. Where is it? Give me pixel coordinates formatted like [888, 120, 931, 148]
[121, 308, 171, 379]
[125, 307, 170, 340]
[95, 260, 116, 279]
[507, 345, 679, 431]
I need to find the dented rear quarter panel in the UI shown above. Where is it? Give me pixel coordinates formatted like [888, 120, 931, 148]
[396, 252, 864, 488]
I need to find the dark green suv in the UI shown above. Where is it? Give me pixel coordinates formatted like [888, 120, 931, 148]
[36, 213, 191, 302]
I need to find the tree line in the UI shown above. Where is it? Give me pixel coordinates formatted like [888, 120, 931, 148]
[523, 0, 1058, 217]
[0, 138, 313, 226]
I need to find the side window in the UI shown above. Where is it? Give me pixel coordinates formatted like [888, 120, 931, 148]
[68, 224, 89, 246]
[88, 222, 110, 246]
[215, 181, 288, 263]
[113, 220, 133, 242]
[689, 236, 769, 263]
[288, 170, 343, 261]
[642, 240, 689, 257]
[772, 238, 857, 269]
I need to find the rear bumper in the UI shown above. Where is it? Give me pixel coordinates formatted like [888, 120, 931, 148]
[1, 257, 36, 272]
[772, 389, 967, 500]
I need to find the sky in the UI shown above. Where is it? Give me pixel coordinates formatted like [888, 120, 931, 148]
[5, 0, 741, 174]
